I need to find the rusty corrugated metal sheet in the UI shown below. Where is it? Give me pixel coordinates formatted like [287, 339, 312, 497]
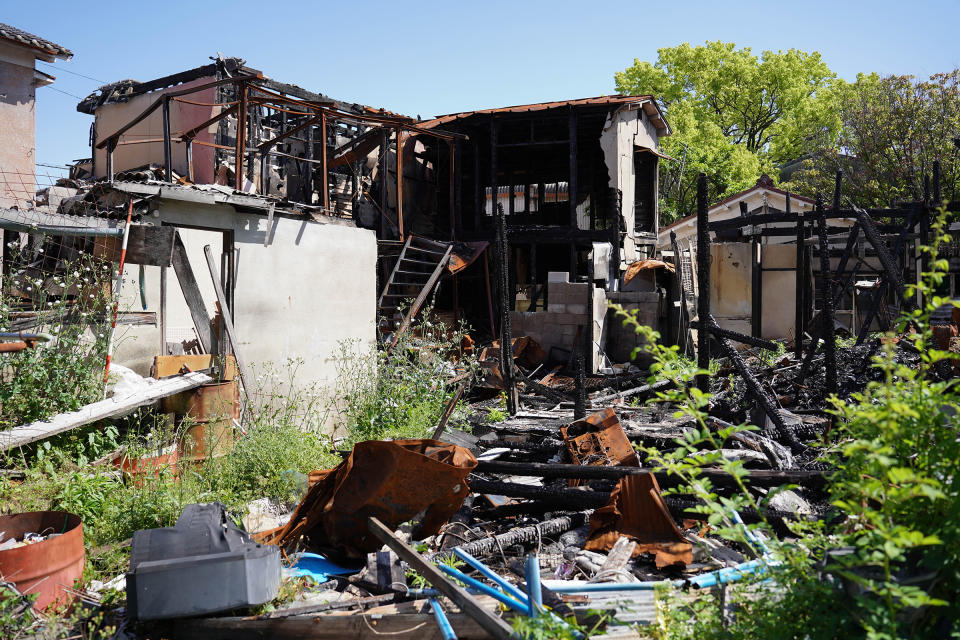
[585, 473, 693, 569]
[264, 440, 477, 559]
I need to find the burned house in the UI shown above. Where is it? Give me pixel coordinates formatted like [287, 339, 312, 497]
[411, 97, 672, 371]
[71, 58, 674, 376]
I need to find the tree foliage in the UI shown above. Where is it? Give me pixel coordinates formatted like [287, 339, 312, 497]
[785, 70, 960, 207]
[615, 41, 839, 223]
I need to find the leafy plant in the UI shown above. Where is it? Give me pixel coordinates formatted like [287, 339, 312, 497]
[0, 252, 114, 429]
[333, 311, 478, 445]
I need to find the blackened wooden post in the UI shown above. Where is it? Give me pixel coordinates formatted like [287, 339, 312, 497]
[609, 188, 621, 291]
[161, 95, 172, 182]
[746, 201, 762, 338]
[529, 242, 539, 311]
[495, 204, 518, 415]
[696, 173, 711, 393]
[574, 345, 586, 420]
[816, 196, 838, 395]
[490, 120, 499, 222]
[569, 110, 579, 275]
[791, 194, 804, 357]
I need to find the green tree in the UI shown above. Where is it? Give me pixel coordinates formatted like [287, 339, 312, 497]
[615, 41, 840, 223]
[785, 70, 960, 207]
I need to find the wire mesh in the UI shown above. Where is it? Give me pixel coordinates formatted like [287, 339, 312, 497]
[0, 166, 134, 428]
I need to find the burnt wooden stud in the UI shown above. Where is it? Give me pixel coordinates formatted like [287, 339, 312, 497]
[791, 194, 804, 357]
[495, 204, 518, 415]
[817, 197, 838, 396]
[695, 173, 711, 392]
[574, 345, 586, 420]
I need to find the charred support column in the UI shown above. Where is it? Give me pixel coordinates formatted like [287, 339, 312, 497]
[792, 194, 804, 357]
[161, 95, 172, 182]
[747, 202, 762, 338]
[695, 173, 711, 393]
[816, 195, 838, 396]
[574, 344, 586, 420]
[707, 315, 805, 453]
[395, 127, 403, 239]
[235, 82, 248, 191]
[608, 188, 621, 291]
[321, 112, 329, 214]
[569, 110, 579, 275]
[495, 204, 518, 415]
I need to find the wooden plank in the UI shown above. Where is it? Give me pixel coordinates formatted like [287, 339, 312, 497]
[168, 612, 492, 640]
[203, 245, 253, 400]
[0, 372, 212, 450]
[170, 232, 213, 353]
[367, 517, 516, 640]
[152, 354, 237, 380]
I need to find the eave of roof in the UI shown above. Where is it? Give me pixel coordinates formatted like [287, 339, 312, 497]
[0, 23, 72, 60]
[420, 95, 670, 134]
[660, 184, 815, 234]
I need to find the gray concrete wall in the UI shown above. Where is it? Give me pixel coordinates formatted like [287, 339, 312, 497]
[0, 42, 37, 208]
[113, 201, 377, 414]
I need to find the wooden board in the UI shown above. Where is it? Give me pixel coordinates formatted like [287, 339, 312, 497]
[151, 354, 237, 380]
[93, 225, 176, 267]
[171, 232, 213, 353]
[0, 372, 212, 450]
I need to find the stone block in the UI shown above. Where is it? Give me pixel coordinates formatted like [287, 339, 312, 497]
[547, 271, 570, 284]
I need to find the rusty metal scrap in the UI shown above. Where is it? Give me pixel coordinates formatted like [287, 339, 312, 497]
[267, 440, 477, 559]
[585, 473, 693, 569]
[561, 408, 638, 469]
[622, 258, 675, 285]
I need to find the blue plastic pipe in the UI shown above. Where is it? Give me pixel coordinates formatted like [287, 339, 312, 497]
[438, 564, 529, 614]
[687, 558, 769, 589]
[543, 580, 678, 593]
[525, 554, 543, 617]
[429, 598, 458, 640]
[453, 548, 529, 604]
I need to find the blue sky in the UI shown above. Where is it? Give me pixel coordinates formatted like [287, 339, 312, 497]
[8, 0, 960, 171]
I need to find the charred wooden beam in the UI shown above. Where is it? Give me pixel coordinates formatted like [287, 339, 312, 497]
[472, 460, 826, 489]
[707, 314, 805, 453]
[690, 321, 779, 352]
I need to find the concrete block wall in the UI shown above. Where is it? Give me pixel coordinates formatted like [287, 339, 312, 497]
[510, 272, 608, 372]
[605, 290, 660, 366]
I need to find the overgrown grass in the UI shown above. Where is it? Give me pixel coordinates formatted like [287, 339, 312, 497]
[333, 311, 478, 445]
[0, 362, 340, 583]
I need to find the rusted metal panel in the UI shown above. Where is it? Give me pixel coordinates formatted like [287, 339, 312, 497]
[266, 440, 477, 559]
[161, 380, 239, 421]
[585, 473, 693, 569]
[560, 408, 638, 469]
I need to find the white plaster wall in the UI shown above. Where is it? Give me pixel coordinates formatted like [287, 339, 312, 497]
[600, 105, 662, 266]
[112, 201, 377, 408]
